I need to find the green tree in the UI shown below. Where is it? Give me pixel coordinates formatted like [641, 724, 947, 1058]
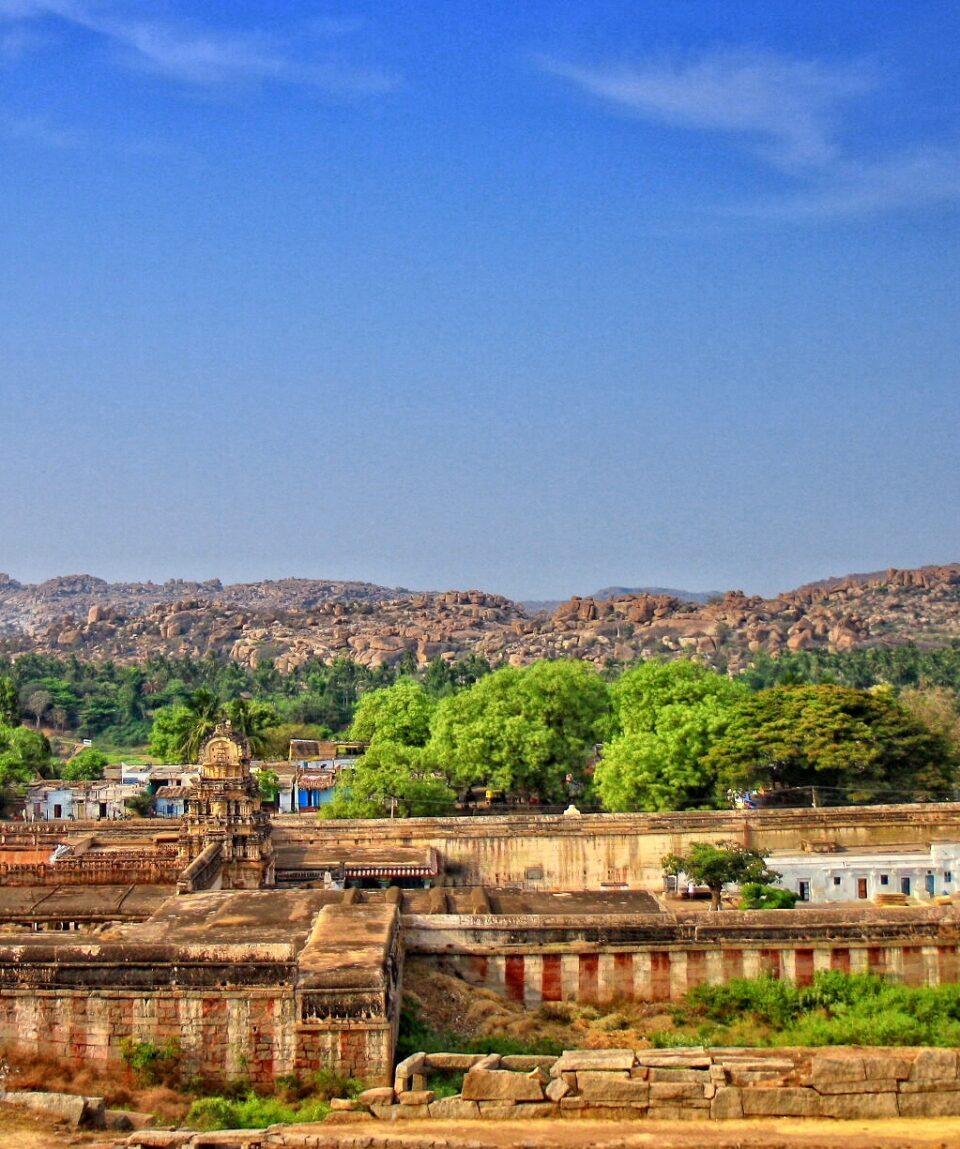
[256, 766, 280, 804]
[222, 698, 280, 758]
[0, 723, 50, 787]
[61, 747, 109, 781]
[148, 705, 195, 764]
[594, 660, 747, 812]
[662, 842, 780, 910]
[0, 677, 19, 726]
[703, 684, 957, 804]
[22, 688, 51, 730]
[427, 661, 612, 801]
[350, 679, 435, 746]
[323, 740, 456, 819]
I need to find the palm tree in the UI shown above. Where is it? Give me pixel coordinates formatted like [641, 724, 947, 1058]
[181, 687, 221, 762]
[222, 697, 280, 758]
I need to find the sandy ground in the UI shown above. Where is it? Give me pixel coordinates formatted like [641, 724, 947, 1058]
[255, 1115, 960, 1149]
[5, 1105, 960, 1149]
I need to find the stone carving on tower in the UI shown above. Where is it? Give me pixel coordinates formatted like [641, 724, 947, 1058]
[178, 721, 275, 889]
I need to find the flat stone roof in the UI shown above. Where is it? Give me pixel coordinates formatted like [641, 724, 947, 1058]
[0, 883, 174, 921]
[298, 904, 399, 991]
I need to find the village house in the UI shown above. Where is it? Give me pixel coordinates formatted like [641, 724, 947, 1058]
[24, 779, 145, 822]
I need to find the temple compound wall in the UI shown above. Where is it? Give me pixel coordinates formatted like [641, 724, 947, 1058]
[405, 904, 960, 1006]
[0, 891, 401, 1086]
[273, 802, 960, 891]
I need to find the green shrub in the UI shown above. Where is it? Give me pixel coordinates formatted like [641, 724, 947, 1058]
[118, 1038, 181, 1086]
[739, 882, 798, 910]
[186, 1092, 332, 1131]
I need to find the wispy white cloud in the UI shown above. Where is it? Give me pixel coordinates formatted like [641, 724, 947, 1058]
[0, 0, 398, 93]
[0, 108, 82, 147]
[542, 50, 873, 170]
[542, 48, 959, 217]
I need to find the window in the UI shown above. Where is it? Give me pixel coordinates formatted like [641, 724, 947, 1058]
[880, 874, 889, 885]
[833, 876, 842, 886]
[945, 872, 953, 883]
[798, 881, 810, 902]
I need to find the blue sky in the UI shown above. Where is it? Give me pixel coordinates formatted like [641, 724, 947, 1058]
[1, 1, 958, 599]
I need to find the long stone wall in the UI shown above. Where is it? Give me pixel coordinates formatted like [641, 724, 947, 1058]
[274, 803, 960, 891]
[405, 905, 960, 1004]
[331, 1045, 960, 1121]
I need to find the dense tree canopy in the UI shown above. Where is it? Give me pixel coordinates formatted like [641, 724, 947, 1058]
[703, 684, 957, 803]
[0, 723, 49, 787]
[594, 661, 747, 812]
[60, 747, 108, 781]
[427, 660, 611, 801]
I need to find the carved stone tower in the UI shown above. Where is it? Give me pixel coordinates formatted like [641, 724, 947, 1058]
[179, 721, 275, 889]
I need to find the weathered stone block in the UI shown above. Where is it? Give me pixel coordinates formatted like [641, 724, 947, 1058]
[899, 1091, 960, 1118]
[356, 1086, 395, 1105]
[819, 1092, 898, 1120]
[576, 1072, 649, 1103]
[4, 1091, 87, 1129]
[909, 1048, 959, 1082]
[741, 1087, 820, 1117]
[710, 1086, 743, 1120]
[545, 1077, 570, 1102]
[899, 1079, 960, 1094]
[863, 1054, 912, 1081]
[428, 1096, 481, 1120]
[330, 1097, 362, 1110]
[425, 1053, 485, 1070]
[815, 1078, 900, 1095]
[810, 1053, 866, 1085]
[648, 1068, 710, 1082]
[560, 1104, 648, 1120]
[636, 1051, 710, 1069]
[369, 1102, 431, 1120]
[477, 1102, 519, 1119]
[462, 1069, 545, 1102]
[648, 1082, 705, 1102]
[399, 1090, 435, 1105]
[500, 1055, 556, 1071]
[324, 1110, 373, 1124]
[553, 1049, 635, 1074]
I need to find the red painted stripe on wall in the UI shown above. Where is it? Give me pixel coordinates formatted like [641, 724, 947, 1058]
[579, 953, 599, 1003]
[505, 955, 525, 1003]
[613, 952, 634, 998]
[650, 951, 672, 1000]
[685, 950, 707, 990]
[722, 949, 744, 980]
[794, 948, 815, 987]
[541, 954, 562, 1002]
[830, 948, 851, 973]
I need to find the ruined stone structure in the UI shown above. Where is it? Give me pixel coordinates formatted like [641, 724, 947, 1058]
[0, 890, 401, 1085]
[3, 801, 960, 1086]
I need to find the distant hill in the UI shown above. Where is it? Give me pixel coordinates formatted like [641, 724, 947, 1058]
[1, 564, 959, 675]
[522, 586, 721, 614]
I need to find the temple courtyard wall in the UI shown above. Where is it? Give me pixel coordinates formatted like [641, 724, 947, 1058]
[404, 905, 960, 1005]
[272, 803, 960, 891]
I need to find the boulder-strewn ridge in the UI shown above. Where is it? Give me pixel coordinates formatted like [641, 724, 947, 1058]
[1, 564, 959, 671]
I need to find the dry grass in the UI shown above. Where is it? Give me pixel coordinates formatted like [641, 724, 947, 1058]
[402, 959, 684, 1051]
[1, 1048, 191, 1123]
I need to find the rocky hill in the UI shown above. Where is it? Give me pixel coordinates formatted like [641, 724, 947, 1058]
[1, 565, 959, 673]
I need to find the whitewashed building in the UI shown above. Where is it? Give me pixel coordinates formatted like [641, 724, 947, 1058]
[770, 842, 960, 904]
